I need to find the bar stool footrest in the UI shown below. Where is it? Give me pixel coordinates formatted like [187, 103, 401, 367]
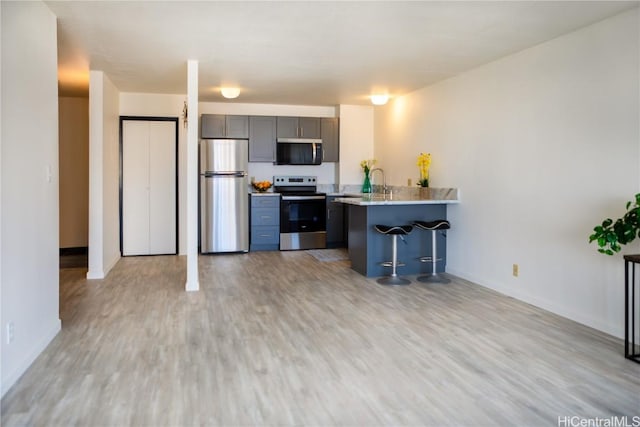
[418, 256, 443, 263]
[381, 261, 406, 268]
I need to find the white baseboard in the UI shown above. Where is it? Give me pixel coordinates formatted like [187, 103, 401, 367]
[86, 254, 120, 280]
[185, 279, 200, 292]
[103, 254, 120, 277]
[446, 268, 623, 339]
[86, 269, 104, 279]
[1, 318, 61, 398]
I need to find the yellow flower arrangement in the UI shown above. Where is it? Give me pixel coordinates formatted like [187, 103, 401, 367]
[360, 159, 376, 174]
[417, 153, 431, 187]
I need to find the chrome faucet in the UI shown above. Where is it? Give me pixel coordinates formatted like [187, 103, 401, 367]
[370, 168, 387, 194]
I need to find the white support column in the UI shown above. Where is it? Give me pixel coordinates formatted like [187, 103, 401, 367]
[87, 71, 105, 279]
[185, 60, 199, 291]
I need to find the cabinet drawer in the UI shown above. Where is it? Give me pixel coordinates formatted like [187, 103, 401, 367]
[251, 196, 279, 209]
[252, 208, 279, 226]
[251, 226, 279, 245]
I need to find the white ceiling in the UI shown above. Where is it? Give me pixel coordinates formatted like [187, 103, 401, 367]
[47, 1, 638, 106]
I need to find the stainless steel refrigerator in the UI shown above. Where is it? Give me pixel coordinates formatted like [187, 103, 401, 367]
[200, 139, 249, 253]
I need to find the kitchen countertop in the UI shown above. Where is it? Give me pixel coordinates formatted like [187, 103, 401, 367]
[335, 187, 460, 205]
[249, 191, 280, 196]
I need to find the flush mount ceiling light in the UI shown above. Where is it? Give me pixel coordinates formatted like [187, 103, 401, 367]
[370, 94, 389, 105]
[220, 87, 241, 99]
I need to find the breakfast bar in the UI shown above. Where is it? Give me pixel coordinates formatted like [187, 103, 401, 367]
[335, 188, 460, 278]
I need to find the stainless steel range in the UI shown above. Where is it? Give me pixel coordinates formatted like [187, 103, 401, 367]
[274, 175, 326, 250]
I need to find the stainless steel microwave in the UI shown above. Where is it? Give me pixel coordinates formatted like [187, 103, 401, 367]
[276, 138, 323, 165]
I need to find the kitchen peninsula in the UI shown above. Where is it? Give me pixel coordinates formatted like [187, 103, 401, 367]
[336, 188, 460, 278]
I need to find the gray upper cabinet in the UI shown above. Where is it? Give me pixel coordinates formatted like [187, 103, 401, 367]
[298, 117, 320, 138]
[276, 117, 321, 139]
[321, 117, 339, 162]
[249, 116, 276, 162]
[201, 114, 249, 139]
[201, 114, 225, 138]
[226, 115, 249, 138]
[276, 117, 298, 138]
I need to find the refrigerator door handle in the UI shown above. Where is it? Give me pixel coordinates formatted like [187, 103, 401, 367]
[208, 171, 247, 177]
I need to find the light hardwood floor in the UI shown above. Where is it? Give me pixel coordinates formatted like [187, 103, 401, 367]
[2, 252, 639, 426]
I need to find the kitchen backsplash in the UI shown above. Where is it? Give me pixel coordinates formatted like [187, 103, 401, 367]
[247, 162, 336, 185]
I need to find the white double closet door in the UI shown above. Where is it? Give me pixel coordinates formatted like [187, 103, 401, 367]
[122, 119, 176, 256]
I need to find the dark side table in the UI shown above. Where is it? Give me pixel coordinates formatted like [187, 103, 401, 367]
[623, 254, 640, 363]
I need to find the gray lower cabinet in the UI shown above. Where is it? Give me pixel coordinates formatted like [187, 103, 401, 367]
[250, 194, 280, 251]
[201, 114, 249, 139]
[326, 196, 346, 248]
[249, 116, 276, 162]
[321, 117, 339, 162]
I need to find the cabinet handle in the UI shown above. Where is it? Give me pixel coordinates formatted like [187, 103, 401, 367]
[327, 209, 330, 220]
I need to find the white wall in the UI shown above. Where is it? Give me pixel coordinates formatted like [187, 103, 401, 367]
[120, 93, 187, 254]
[374, 9, 640, 338]
[87, 71, 120, 279]
[59, 97, 89, 248]
[338, 104, 375, 186]
[200, 102, 336, 118]
[1, 1, 61, 396]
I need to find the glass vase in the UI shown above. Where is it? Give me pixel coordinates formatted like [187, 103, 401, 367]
[362, 170, 372, 193]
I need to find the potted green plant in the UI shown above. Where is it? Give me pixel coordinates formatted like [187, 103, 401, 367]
[589, 194, 640, 255]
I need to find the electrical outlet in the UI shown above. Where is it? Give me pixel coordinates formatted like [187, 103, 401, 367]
[6, 322, 14, 344]
[512, 264, 519, 277]
[407, 178, 412, 186]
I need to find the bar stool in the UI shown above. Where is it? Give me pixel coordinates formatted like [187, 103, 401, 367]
[414, 220, 451, 283]
[374, 224, 413, 285]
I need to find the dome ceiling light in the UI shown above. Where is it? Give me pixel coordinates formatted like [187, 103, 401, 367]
[221, 87, 241, 99]
[370, 94, 389, 105]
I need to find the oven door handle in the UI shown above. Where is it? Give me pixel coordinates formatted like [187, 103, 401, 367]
[281, 195, 326, 201]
